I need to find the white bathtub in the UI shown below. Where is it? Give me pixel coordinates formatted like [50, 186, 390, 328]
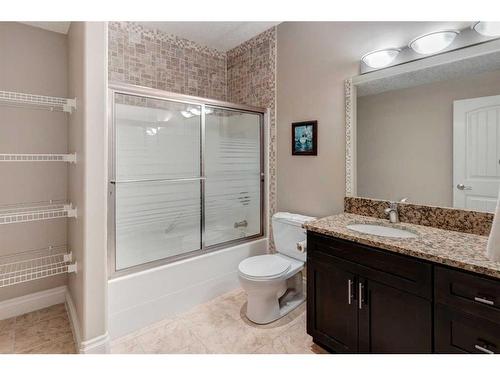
[108, 238, 268, 339]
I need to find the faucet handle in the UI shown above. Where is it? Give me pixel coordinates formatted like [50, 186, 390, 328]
[399, 197, 409, 203]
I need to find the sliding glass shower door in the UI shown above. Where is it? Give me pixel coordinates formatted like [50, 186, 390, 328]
[205, 108, 262, 246]
[110, 88, 263, 273]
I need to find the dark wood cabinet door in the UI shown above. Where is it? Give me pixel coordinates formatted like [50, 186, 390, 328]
[307, 258, 358, 353]
[358, 278, 432, 353]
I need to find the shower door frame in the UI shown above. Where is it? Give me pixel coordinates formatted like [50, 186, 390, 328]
[107, 82, 267, 278]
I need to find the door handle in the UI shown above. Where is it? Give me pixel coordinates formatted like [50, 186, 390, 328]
[348, 279, 353, 305]
[475, 344, 495, 354]
[456, 183, 472, 191]
[358, 282, 364, 310]
[474, 296, 494, 306]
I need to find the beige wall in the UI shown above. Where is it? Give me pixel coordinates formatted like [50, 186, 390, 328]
[357, 69, 500, 207]
[68, 21, 108, 349]
[0, 22, 68, 301]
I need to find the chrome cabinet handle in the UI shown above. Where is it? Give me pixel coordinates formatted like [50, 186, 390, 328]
[348, 279, 353, 305]
[456, 184, 472, 191]
[474, 296, 494, 306]
[358, 282, 364, 310]
[475, 344, 495, 354]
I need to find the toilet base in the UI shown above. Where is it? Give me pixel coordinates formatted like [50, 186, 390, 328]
[243, 271, 305, 325]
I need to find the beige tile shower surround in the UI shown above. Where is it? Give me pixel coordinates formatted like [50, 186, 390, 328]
[108, 21, 277, 248]
[110, 289, 326, 354]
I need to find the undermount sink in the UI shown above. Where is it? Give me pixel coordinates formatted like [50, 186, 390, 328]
[346, 223, 418, 239]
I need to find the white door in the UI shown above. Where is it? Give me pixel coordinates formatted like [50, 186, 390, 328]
[454, 95, 500, 212]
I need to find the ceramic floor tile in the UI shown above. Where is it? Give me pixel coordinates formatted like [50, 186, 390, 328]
[0, 331, 14, 354]
[111, 337, 145, 354]
[1, 304, 75, 355]
[14, 315, 73, 353]
[20, 334, 76, 354]
[37, 303, 67, 322]
[113, 288, 328, 355]
[206, 289, 247, 320]
[0, 317, 15, 333]
[14, 310, 40, 329]
[138, 320, 207, 354]
[181, 302, 275, 354]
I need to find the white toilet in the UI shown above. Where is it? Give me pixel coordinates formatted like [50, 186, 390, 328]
[238, 212, 315, 324]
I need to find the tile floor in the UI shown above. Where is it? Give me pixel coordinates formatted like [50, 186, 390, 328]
[111, 288, 329, 354]
[0, 303, 76, 354]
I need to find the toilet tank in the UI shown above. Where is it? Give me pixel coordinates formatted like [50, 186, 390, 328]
[272, 212, 316, 262]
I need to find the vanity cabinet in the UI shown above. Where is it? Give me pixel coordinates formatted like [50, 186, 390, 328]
[307, 233, 432, 353]
[306, 231, 500, 354]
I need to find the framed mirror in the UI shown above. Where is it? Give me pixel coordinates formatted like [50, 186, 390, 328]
[346, 39, 500, 213]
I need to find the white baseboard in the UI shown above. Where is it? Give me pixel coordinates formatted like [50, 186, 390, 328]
[79, 332, 111, 354]
[65, 289, 110, 354]
[0, 286, 67, 320]
[64, 289, 82, 351]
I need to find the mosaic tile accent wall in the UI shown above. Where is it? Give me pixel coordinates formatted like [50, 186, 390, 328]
[108, 22, 227, 101]
[227, 27, 277, 249]
[108, 22, 277, 247]
[344, 196, 493, 236]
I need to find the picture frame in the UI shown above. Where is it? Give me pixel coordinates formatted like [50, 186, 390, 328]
[291, 120, 317, 156]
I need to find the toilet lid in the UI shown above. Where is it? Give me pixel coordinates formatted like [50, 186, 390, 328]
[238, 255, 291, 279]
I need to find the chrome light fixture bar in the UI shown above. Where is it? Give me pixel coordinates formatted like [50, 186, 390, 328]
[409, 30, 460, 55]
[361, 49, 400, 68]
[473, 22, 500, 37]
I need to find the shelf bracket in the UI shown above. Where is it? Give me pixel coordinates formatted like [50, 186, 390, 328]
[64, 153, 77, 163]
[67, 262, 77, 274]
[63, 98, 77, 113]
[64, 204, 78, 218]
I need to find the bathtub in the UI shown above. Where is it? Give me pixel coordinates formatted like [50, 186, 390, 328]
[108, 237, 268, 339]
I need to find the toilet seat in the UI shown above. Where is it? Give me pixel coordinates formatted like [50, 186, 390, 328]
[238, 254, 291, 281]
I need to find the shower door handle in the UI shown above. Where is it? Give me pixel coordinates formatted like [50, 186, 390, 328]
[110, 177, 206, 184]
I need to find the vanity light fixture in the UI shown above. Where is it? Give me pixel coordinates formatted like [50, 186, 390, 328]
[361, 48, 400, 68]
[409, 30, 459, 55]
[473, 21, 500, 37]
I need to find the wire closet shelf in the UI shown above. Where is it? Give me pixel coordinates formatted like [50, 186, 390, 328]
[0, 90, 76, 113]
[0, 246, 77, 288]
[0, 153, 77, 163]
[0, 201, 77, 225]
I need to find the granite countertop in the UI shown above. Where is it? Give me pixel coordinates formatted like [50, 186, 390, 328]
[303, 213, 500, 280]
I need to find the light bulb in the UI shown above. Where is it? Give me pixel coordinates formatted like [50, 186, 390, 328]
[409, 30, 459, 55]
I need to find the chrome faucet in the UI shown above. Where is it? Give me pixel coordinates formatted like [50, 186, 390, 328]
[384, 198, 408, 224]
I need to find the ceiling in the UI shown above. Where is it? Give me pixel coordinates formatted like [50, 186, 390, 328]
[136, 22, 281, 51]
[21, 22, 71, 34]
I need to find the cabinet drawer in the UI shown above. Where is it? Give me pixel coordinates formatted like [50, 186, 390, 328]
[435, 304, 500, 354]
[308, 233, 432, 298]
[435, 266, 500, 323]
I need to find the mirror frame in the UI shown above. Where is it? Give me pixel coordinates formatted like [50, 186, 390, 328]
[345, 39, 500, 200]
